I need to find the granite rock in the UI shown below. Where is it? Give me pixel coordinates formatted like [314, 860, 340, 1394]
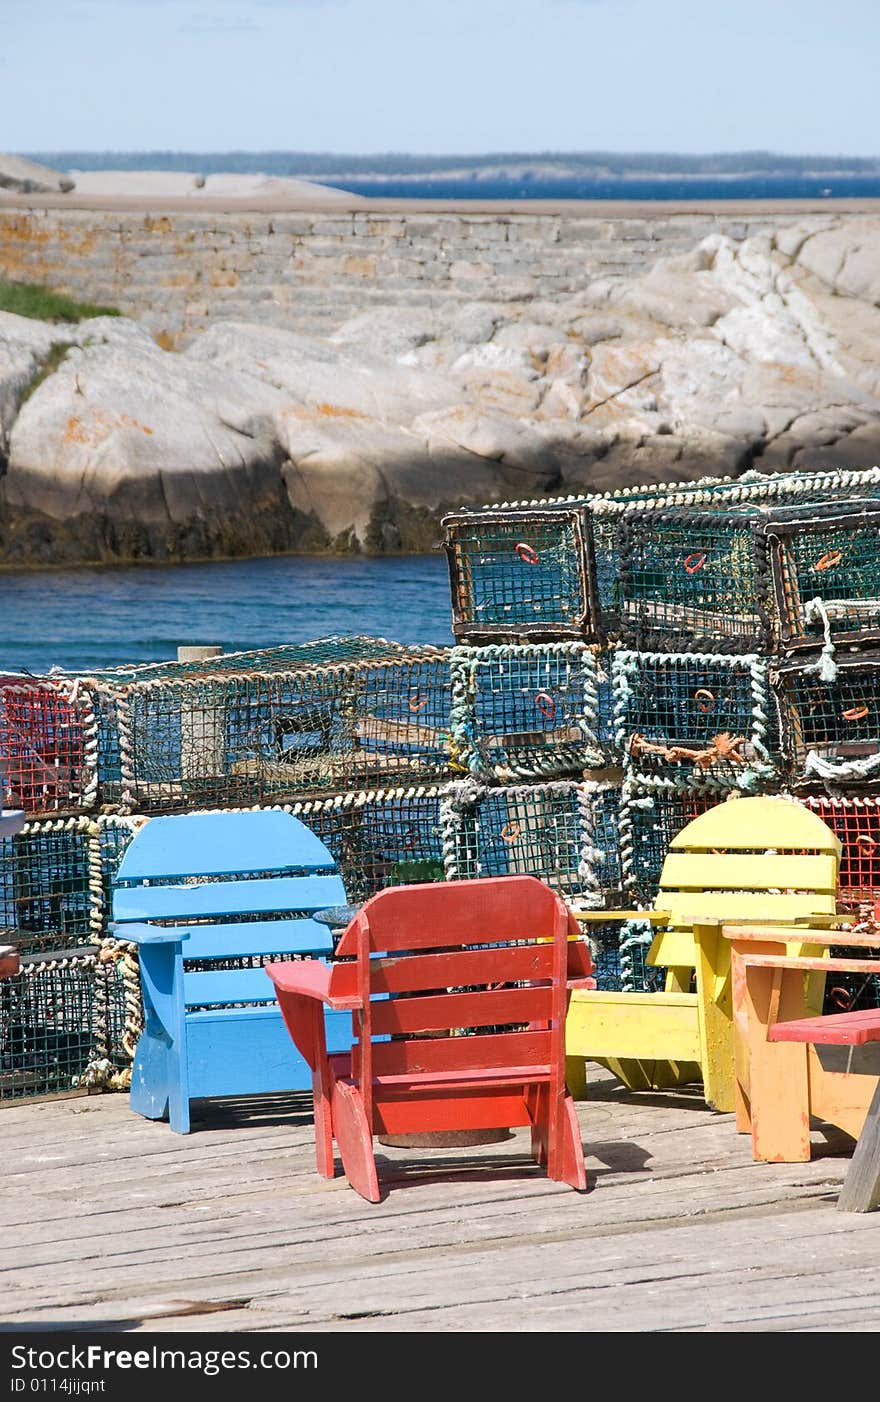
[2, 215, 880, 564]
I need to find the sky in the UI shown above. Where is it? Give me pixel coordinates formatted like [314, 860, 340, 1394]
[2, 0, 879, 157]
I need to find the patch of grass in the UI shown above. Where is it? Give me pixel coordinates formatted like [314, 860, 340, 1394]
[0, 278, 120, 323]
[20, 342, 74, 406]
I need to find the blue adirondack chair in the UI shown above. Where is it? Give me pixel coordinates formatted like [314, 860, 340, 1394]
[110, 809, 352, 1133]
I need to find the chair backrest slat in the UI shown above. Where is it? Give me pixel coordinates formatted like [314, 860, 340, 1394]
[329, 942, 556, 1001]
[114, 809, 337, 882]
[113, 874, 344, 924]
[355, 1028, 555, 1080]
[369, 984, 554, 1039]
[333, 877, 563, 958]
[660, 852, 838, 895]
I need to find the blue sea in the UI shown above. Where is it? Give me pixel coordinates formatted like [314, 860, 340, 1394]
[330, 175, 880, 201]
[0, 555, 455, 676]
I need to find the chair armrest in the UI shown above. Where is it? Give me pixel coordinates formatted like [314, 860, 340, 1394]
[569, 908, 672, 924]
[265, 957, 360, 1011]
[566, 977, 596, 991]
[110, 922, 191, 947]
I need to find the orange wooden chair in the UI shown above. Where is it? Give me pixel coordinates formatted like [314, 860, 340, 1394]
[266, 875, 594, 1202]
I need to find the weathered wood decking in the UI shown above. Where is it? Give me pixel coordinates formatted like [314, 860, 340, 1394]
[5, 1067, 880, 1334]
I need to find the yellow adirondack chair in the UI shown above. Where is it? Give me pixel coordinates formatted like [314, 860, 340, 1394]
[565, 795, 842, 1111]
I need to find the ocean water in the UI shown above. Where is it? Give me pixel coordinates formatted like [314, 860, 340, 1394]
[0, 554, 455, 676]
[329, 175, 880, 201]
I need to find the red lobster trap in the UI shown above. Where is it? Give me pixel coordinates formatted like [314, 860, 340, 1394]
[0, 677, 96, 818]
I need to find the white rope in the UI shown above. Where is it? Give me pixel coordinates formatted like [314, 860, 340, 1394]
[804, 749, 880, 782]
[803, 597, 839, 683]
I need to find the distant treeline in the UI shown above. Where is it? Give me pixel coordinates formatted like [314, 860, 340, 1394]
[23, 150, 880, 177]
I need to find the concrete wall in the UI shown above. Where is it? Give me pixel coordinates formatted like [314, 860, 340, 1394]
[0, 203, 857, 347]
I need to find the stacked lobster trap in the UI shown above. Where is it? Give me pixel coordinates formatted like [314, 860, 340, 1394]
[442, 465, 880, 991]
[0, 636, 456, 1100]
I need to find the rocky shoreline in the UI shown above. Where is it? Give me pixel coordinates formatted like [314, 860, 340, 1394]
[1, 208, 879, 566]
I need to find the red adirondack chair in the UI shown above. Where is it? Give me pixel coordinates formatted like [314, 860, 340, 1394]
[266, 875, 594, 1202]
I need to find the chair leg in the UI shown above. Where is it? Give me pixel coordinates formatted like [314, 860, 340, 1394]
[330, 1080, 380, 1203]
[565, 1054, 588, 1102]
[525, 1085, 549, 1167]
[312, 1065, 335, 1180]
[554, 1095, 587, 1191]
[837, 1079, 880, 1213]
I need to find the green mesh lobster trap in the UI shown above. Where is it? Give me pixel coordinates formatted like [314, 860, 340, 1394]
[0, 818, 99, 956]
[0, 948, 129, 1102]
[616, 502, 774, 653]
[83, 636, 452, 814]
[616, 492, 880, 655]
[288, 786, 446, 905]
[772, 651, 880, 790]
[448, 643, 613, 782]
[766, 499, 880, 653]
[581, 917, 664, 994]
[440, 777, 622, 907]
[442, 505, 600, 642]
[612, 650, 778, 794]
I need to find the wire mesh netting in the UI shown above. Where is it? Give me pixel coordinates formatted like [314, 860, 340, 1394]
[613, 650, 778, 792]
[773, 653, 880, 788]
[289, 788, 446, 905]
[85, 638, 452, 813]
[798, 795, 880, 911]
[768, 500, 880, 651]
[585, 919, 663, 993]
[616, 505, 772, 653]
[620, 787, 725, 906]
[449, 643, 613, 782]
[442, 508, 596, 642]
[441, 778, 622, 905]
[0, 678, 96, 818]
[0, 820, 97, 955]
[0, 953, 128, 1101]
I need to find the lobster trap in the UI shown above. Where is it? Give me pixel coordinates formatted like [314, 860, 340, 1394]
[613, 650, 777, 793]
[0, 947, 130, 1101]
[448, 643, 613, 782]
[289, 786, 446, 906]
[766, 498, 880, 652]
[442, 505, 600, 643]
[440, 777, 622, 906]
[0, 676, 97, 818]
[584, 917, 663, 994]
[772, 651, 880, 789]
[615, 502, 775, 653]
[84, 636, 452, 814]
[0, 818, 99, 956]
